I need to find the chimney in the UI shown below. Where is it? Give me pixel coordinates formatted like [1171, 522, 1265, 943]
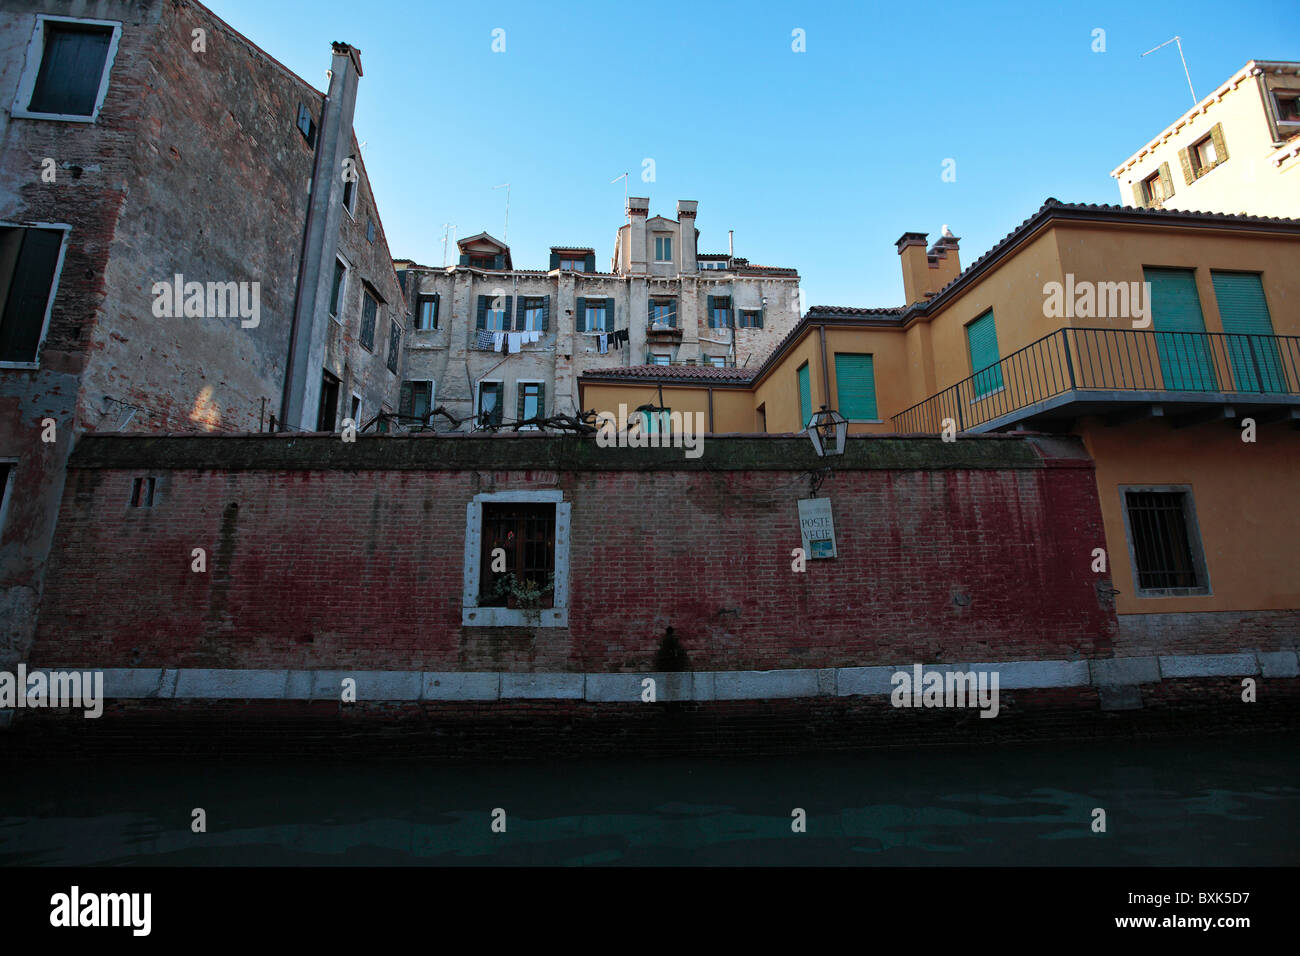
[626, 196, 650, 273]
[677, 200, 698, 274]
[896, 230, 961, 305]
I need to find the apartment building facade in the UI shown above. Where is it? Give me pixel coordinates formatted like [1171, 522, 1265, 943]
[581, 200, 1300, 655]
[1112, 59, 1300, 217]
[0, 0, 403, 664]
[395, 197, 800, 430]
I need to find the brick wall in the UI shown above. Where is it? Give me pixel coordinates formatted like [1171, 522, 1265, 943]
[31, 433, 1118, 671]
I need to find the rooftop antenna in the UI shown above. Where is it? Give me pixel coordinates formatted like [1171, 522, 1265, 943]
[492, 183, 510, 242]
[611, 172, 629, 212]
[1141, 35, 1197, 107]
[441, 223, 453, 267]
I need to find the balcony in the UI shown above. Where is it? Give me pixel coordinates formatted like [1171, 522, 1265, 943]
[891, 328, 1300, 433]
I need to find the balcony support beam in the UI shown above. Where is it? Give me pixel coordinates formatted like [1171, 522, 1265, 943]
[1171, 406, 1237, 429]
[1105, 404, 1164, 427]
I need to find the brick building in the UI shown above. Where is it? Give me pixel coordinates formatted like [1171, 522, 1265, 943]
[394, 197, 801, 432]
[0, 0, 403, 665]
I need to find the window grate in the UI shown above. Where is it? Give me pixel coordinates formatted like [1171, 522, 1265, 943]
[480, 503, 555, 607]
[1125, 490, 1199, 590]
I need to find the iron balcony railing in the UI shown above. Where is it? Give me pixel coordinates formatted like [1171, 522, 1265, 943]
[891, 327, 1300, 433]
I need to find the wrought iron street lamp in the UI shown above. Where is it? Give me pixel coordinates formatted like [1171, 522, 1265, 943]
[806, 405, 848, 457]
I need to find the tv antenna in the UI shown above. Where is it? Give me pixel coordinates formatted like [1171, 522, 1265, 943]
[492, 183, 510, 242]
[1141, 36, 1197, 107]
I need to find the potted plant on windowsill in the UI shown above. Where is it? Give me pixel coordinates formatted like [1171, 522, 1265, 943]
[491, 572, 555, 618]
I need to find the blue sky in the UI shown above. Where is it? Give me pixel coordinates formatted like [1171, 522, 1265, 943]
[208, 0, 1298, 308]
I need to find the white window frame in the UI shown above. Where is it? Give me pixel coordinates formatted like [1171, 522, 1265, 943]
[1272, 90, 1300, 126]
[462, 490, 570, 628]
[515, 378, 544, 430]
[654, 235, 673, 262]
[12, 15, 123, 123]
[0, 221, 71, 370]
[342, 159, 358, 219]
[474, 378, 504, 427]
[415, 294, 438, 331]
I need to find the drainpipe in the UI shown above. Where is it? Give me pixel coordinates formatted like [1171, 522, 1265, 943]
[707, 386, 714, 433]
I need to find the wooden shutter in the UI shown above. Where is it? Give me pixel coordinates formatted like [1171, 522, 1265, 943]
[1158, 163, 1174, 202]
[1209, 123, 1228, 164]
[549, 252, 561, 270]
[1145, 267, 1216, 391]
[707, 294, 716, 327]
[606, 298, 616, 331]
[0, 228, 63, 363]
[647, 297, 656, 323]
[575, 296, 587, 333]
[1131, 182, 1147, 208]
[503, 296, 513, 330]
[476, 295, 487, 329]
[797, 363, 812, 428]
[541, 295, 550, 332]
[431, 293, 440, 329]
[517, 383, 526, 423]
[459, 254, 470, 266]
[1178, 147, 1195, 184]
[966, 311, 1004, 396]
[834, 354, 877, 420]
[494, 254, 505, 270]
[398, 382, 413, 417]
[584, 254, 595, 272]
[29, 25, 112, 116]
[515, 296, 526, 331]
[1212, 271, 1282, 392]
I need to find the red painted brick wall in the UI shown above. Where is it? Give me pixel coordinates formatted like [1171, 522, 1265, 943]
[32, 439, 1118, 671]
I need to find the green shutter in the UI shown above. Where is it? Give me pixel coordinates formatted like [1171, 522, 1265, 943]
[834, 354, 878, 420]
[1209, 122, 1228, 164]
[707, 294, 716, 328]
[1178, 147, 1195, 184]
[1145, 267, 1216, 391]
[797, 363, 812, 428]
[503, 297, 513, 330]
[549, 252, 561, 270]
[1212, 272, 1283, 392]
[576, 296, 586, 333]
[647, 297, 656, 322]
[966, 311, 1003, 397]
[515, 296, 526, 331]
[432, 293, 440, 329]
[517, 382, 526, 423]
[606, 298, 616, 332]
[1131, 182, 1147, 208]
[476, 295, 487, 329]
[1158, 162, 1174, 202]
[541, 294, 550, 332]
[668, 297, 677, 328]
[398, 382, 413, 417]
[536, 382, 546, 419]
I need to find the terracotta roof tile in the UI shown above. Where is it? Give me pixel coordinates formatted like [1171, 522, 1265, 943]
[582, 364, 754, 382]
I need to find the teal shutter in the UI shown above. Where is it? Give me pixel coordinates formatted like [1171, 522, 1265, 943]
[834, 354, 877, 420]
[536, 381, 546, 419]
[707, 294, 716, 328]
[541, 295, 550, 332]
[398, 382, 413, 417]
[1145, 268, 1217, 391]
[668, 297, 677, 328]
[1212, 272, 1283, 392]
[515, 296, 526, 330]
[966, 311, 1004, 397]
[797, 363, 812, 427]
[476, 295, 487, 330]
[606, 298, 616, 331]
[576, 296, 586, 333]
[517, 382, 526, 423]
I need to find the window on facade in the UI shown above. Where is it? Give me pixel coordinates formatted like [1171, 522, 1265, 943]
[24, 19, 116, 118]
[387, 321, 402, 373]
[1183, 125, 1228, 182]
[130, 476, 156, 508]
[738, 309, 762, 329]
[477, 381, 503, 426]
[704, 356, 727, 368]
[559, 258, 585, 271]
[650, 353, 671, 366]
[470, 255, 495, 269]
[1276, 92, 1300, 123]
[797, 362, 812, 427]
[484, 296, 508, 330]
[708, 295, 732, 329]
[639, 408, 671, 434]
[317, 371, 340, 431]
[966, 310, 1003, 398]
[342, 159, 357, 215]
[366, 219, 376, 244]
[479, 503, 556, 608]
[1142, 168, 1171, 205]
[699, 261, 725, 271]
[523, 297, 546, 332]
[1124, 489, 1208, 594]
[402, 380, 433, 423]
[296, 102, 316, 147]
[834, 353, 878, 420]
[0, 227, 63, 365]
[349, 394, 362, 426]
[584, 300, 608, 332]
[329, 258, 347, 319]
[416, 294, 438, 330]
[517, 381, 545, 426]
[654, 236, 673, 262]
[359, 289, 378, 350]
[650, 299, 676, 327]
[0, 461, 14, 531]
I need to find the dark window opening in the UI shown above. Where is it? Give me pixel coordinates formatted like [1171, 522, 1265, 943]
[477, 382, 503, 426]
[739, 308, 762, 329]
[416, 295, 438, 330]
[296, 102, 316, 147]
[1125, 490, 1206, 592]
[29, 22, 113, 117]
[360, 290, 378, 350]
[317, 371, 340, 431]
[366, 219, 376, 244]
[387, 321, 401, 373]
[0, 227, 63, 364]
[479, 502, 556, 608]
[470, 255, 495, 269]
[130, 476, 156, 508]
[329, 259, 346, 318]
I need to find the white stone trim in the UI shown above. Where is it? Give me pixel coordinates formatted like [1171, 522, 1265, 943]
[11, 15, 123, 123]
[10, 650, 1288, 705]
[461, 489, 569, 627]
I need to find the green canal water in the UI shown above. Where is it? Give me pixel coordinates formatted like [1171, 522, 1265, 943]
[1, 733, 1295, 865]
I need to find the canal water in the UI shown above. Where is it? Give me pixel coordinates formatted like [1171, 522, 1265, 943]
[1, 732, 1295, 865]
